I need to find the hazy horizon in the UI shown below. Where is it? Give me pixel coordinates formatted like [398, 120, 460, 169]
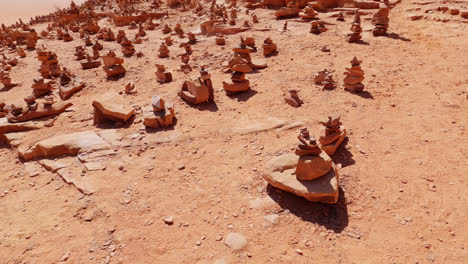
[0, 0, 86, 25]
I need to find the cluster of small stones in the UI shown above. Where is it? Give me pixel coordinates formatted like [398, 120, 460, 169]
[314, 69, 336, 90]
[347, 11, 362, 43]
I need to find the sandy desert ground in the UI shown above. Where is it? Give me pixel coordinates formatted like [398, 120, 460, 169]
[0, 0, 467, 263]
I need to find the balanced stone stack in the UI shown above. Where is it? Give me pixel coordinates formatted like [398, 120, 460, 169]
[155, 64, 172, 84]
[310, 21, 327, 35]
[143, 96, 175, 129]
[299, 5, 317, 20]
[164, 36, 173, 46]
[314, 69, 335, 90]
[102, 51, 126, 78]
[347, 11, 362, 43]
[372, 5, 390, 36]
[284, 90, 303, 107]
[318, 116, 347, 156]
[0, 70, 17, 88]
[179, 54, 192, 74]
[215, 34, 226, 45]
[223, 55, 251, 94]
[75, 46, 86, 60]
[262, 37, 277, 57]
[159, 43, 169, 58]
[31, 77, 54, 97]
[263, 128, 340, 204]
[39, 52, 61, 79]
[92, 93, 135, 126]
[121, 38, 135, 57]
[343, 57, 365, 92]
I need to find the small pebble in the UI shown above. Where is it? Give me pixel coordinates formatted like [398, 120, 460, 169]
[163, 216, 174, 225]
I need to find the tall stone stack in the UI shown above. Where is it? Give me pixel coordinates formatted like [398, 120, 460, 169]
[346, 11, 362, 43]
[372, 5, 390, 36]
[223, 55, 251, 94]
[343, 57, 365, 92]
[158, 43, 169, 58]
[121, 38, 135, 56]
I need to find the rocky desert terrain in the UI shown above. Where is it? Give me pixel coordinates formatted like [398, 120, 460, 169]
[0, 0, 467, 263]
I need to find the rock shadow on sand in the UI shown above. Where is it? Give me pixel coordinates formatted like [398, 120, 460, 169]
[331, 137, 355, 167]
[267, 185, 349, 233]
[226, 89, 258, 102]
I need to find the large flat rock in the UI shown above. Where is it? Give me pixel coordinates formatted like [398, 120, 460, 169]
[57, 167, 95, 195]
[264, 154, 339, 204]
[92, 94, 134, 123]
[19, 131, 111, 161]
[0, 117, 43, 134]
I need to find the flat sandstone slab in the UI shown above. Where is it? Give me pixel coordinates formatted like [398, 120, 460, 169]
[92, 95, 134, 122]
[19, 131, 111, 161]
[264, 153, 339, 204]
[0, 117, 43, 134]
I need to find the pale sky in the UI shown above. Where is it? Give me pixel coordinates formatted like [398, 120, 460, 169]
[0, 0, 86, 25]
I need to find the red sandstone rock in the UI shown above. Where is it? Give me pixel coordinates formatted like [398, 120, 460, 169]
[343, 57, 365, 92]
[262, 37, 277, 57]
[102, 51, 126, 78]
[155, 64, 172, 84]
[180, 68, 214, 104]
[58, 68, 86, 100]
[7, 102, 73, 123]
[18, 131, 111, 161]
[264, 153, 339, 204]
[143, 96, 175, 129]
[318, 116, 347, 156]
[92, 95, 135, 125]
[284, 90, 303, 107]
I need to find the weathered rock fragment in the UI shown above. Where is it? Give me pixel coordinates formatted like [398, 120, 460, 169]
[262, 37, 277, 57]
[284, 90, 303, 107]
[59, 68, 86, 100]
